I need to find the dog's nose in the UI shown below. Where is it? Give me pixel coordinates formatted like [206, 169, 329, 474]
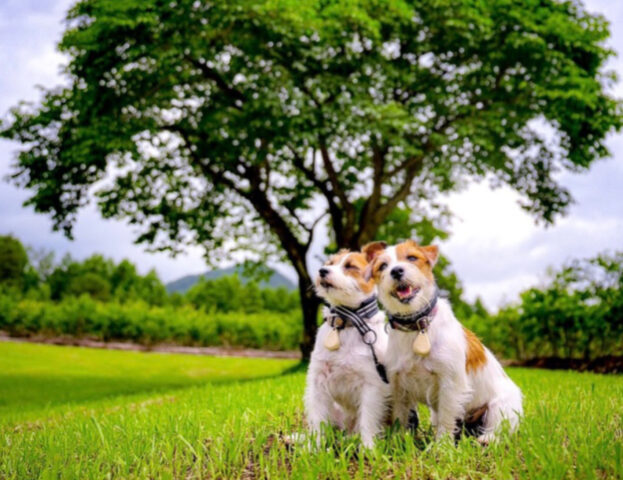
[319, 268, 329, 278]
[390, 266, 404, 280]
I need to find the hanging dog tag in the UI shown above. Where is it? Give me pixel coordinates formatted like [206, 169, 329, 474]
[324, 328, 340, 351]
[412, 331, 431, 356]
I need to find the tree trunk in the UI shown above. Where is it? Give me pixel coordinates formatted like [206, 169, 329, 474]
[242, 186, 321, 360]
[299, 275, 320, 362]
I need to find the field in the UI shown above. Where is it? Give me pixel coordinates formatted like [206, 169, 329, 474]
[1, 342, 622, 479]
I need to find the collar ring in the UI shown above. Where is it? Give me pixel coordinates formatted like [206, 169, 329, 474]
[362, 330, 377, 346]
[416, 317, 429, 331]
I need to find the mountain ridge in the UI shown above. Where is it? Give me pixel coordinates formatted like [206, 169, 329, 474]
[165, 265, 296, 293]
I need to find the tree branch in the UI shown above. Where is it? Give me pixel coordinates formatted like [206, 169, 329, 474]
[305, 211, 329, 249]
[282, 201, 310, 234]
[173, 126, 312, 282]
[380, 159, 424, 215]
[286, 144, 346, 245]
[184, 55, 246, 109]
[162, 124, 250, 199]
[319, 139, 355, 236]
[246, 187, 311, 279]
[354, 142, 387, 246]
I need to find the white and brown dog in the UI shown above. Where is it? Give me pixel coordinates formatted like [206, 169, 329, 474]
[363, 240, 522, 443]
[304, 250, 391, 448]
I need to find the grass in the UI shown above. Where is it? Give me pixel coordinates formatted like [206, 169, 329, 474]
[1, 341, 622, 479]
[0, 341, 297, 424]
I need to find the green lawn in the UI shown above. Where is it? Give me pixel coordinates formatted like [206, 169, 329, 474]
[1, 341, 621, 479]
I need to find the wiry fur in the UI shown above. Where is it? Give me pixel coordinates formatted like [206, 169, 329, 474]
[304, 251, 391, 448]
[365, 240, 523, 443]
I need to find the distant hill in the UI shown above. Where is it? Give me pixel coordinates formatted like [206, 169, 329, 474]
[165, 265, 296, 294]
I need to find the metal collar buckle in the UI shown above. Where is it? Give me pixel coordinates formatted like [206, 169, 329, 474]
[416, 317, 429, 332]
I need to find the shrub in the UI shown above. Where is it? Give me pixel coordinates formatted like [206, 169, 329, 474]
[484, 252, 623, 361]
[0, 295, 301, 351]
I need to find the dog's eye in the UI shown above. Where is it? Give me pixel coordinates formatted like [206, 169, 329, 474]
[378, 262, 388, 272]
[345, 263, 358, 270]
[407, 255, 418, 262]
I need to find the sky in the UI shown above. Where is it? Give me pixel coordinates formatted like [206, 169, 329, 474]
[1, 0, 622, 309]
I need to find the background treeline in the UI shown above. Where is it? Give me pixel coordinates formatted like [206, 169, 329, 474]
[1, 234, 621, 359]
[0, 234, 300, 349]
[0, 234, 299, 311]
[467, 252, 623, 361]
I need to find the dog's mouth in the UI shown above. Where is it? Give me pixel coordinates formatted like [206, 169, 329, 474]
[319, 280, 334, 289]
[391, 282, 420, 303]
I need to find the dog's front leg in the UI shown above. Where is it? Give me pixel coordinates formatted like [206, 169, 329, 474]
[304, 376, 334, 444]
[435, 372, 468, 441]
[391, 374, 411, 427]
[358, 384, 387, 448]
[428, 407, 438, 429]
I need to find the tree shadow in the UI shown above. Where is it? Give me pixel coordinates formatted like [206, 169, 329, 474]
[0, 358, 307, 425]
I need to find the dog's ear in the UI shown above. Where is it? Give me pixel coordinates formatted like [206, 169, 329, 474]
[362, 241, 386, 282]
[361, 241, 387, 263]
[421, 245, 439, 266]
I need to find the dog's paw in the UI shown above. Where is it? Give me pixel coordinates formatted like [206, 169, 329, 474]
[283, 431, 326, 451]
[477, 432, 494, 446]
[407, 409, 419, 432]
[283, 431, 307, 446]
[361, 438, 376, 450]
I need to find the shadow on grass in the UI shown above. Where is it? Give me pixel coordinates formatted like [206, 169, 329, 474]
[279, 360, 309, 376]
[0, 360, 310, 423]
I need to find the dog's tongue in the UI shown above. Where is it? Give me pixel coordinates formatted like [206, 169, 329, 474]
[396, 285, 413, 299]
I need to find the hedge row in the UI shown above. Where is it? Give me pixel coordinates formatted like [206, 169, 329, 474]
[465, 291, 623, 362]
[0, 295, 302, 351]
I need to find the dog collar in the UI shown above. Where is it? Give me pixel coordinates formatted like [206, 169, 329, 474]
[321, 296, 388, 384]
[325, 296, 379, 330]
[388, 288, 439, 332]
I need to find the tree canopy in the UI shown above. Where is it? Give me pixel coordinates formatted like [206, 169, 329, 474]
[2, 0, 621, 357]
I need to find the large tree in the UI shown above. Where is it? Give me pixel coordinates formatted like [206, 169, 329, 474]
[2, 0, 620, 358]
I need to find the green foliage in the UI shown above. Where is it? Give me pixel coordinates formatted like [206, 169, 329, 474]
[67, 271, 112, 302]
[7, 237, 296, 312]
[0, 235, 29, 291]
[433, 254, 476, 320]
[261, 286, 301, 313]
[0, 295, 301, 351]
[466, 251, 623, 360]
[185, 274, 299, 313]
[1, 342, 622, 479]
[44, 253, 168, 305]
[110, 260, 168, 305]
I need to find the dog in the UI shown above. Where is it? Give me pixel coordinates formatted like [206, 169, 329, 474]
[304, 249, 391, 448]
[363, 240, 523, 444]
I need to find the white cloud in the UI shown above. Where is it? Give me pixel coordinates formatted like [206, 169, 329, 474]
[441, 159, 623, 309]
[445, 183, 536, 249]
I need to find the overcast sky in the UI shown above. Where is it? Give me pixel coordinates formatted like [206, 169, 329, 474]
[1, 0, 622, 309]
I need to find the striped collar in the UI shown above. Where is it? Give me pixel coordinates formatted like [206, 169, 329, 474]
[326, 296, 379, 329]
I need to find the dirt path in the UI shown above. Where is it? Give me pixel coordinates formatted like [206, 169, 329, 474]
[0, 333, 301, 360]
